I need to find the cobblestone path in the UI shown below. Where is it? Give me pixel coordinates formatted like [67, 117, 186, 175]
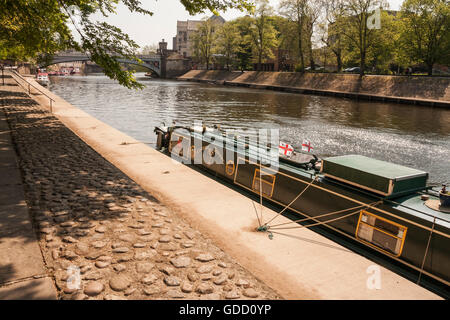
[0, 85, 281, 300]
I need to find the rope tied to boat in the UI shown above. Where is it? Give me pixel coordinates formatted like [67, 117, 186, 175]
[261, 176, 319, 228]
[267, 200, 383, 229]
[256, 225, 273, 240]
[256, 200, 382, 239]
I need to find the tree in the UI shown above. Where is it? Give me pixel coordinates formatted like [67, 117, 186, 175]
[279, 0, 308, 71]
[340, 0, 388, 76]
[303, 1, 322, 68]
[249, 0, 278, 70]
[233, 16, 254, 71]
[367, 10, 402, 74]
[400, 0, 450, 75]
[191, 18, 217, 70]
[139, 44, 158, 55]
[215, 22, 240, 70]
[319, 0, 347, 71]
[0, 0, 253, 89]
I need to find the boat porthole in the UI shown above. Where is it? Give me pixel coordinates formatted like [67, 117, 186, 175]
[226, 161, 235, 176]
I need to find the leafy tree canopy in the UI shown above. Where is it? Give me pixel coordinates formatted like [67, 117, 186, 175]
[0, 0, 253, 89]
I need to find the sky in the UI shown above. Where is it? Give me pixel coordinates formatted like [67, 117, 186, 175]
[90, 0, 405, 50]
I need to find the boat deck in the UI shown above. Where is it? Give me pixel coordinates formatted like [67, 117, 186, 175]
[391, 193, 450, 228]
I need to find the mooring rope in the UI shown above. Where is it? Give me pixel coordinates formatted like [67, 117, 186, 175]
[262, 176, 318, 227]
[267, 201, 382, 229]
[267, 209, 361, 231]
[258, 161, 263, 227]
[252, 198, 262, 228]
[417, 217, 436, 285]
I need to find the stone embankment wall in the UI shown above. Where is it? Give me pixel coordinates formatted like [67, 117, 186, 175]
[179, 70, 450, 105]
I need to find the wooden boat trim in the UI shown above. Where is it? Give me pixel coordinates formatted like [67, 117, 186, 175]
[355, 210, 408, 257]
[324, 173, 392, 196]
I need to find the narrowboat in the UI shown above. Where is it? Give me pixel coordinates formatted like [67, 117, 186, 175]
[154, 125, 450, 293]
[36, 72, 49, 86]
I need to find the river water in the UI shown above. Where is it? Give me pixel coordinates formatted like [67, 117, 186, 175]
[49, 73, 450, 185]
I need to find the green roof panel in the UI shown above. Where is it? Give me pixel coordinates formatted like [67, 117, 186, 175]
[321, 155, 428, 197]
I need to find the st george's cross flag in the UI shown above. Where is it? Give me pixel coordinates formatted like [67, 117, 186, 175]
[301, 140, 313, 152]
[279, 142, 294, 157]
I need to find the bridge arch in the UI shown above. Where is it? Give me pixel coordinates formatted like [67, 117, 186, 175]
[40, 56, 162, 77]
[116, 59, 161, 77]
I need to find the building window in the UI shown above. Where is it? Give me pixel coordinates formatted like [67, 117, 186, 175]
[252, 168, 276, 198]
[356, 211, 407, 257]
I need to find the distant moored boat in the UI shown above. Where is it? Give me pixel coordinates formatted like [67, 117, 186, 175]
[36, 72, 49, 86]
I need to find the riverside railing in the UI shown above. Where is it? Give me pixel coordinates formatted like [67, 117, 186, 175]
[10, 70, 55, 113]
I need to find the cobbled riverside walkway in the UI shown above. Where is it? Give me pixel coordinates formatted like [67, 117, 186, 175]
[0, 77, 281, 300]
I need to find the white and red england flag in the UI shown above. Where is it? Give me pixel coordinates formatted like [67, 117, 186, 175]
[279, 142, 294, 157]
[301, 140, 313, 152]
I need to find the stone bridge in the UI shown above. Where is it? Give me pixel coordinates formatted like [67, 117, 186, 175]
[41, 52, 166, 77]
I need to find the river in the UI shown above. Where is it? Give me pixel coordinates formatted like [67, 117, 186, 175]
[49, 73, 450, 185]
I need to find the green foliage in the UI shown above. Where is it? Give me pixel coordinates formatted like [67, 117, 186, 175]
[278, 0, 308, 70]
[366, 11, 402, 74]
[248, 0, 279, 69]
[232, 16, 254, 71]
[399, 0, 450, 75]
[4, 0, 447, 80]
[215, 22, 241, 69]
[179, 0, 254, 15]
[338, 0, 387, 75]
[191, 18, 217, 69]
[0, 0, 253, 89]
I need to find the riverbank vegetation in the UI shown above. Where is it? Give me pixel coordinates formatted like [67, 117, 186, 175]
[0, 0, 253, 89]
[191, 0, 450, 76]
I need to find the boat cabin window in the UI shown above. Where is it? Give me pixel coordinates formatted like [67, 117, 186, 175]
[356, 211, 407, 257]
[252, 168, 276, 198]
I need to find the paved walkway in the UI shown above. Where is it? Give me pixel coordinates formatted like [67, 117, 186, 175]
[0, 74, 279, 300]
[0, 77, 56, 299]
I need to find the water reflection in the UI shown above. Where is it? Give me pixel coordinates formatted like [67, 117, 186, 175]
[49, 73, 449, 185]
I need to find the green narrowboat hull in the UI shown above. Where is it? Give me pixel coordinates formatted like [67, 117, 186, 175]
[155, 126, 450, 291]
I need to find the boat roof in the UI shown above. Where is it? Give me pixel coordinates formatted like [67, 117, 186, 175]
[323, 155, 427, 180]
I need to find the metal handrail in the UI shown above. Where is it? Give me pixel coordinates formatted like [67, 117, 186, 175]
[10, 70, 55, 112]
